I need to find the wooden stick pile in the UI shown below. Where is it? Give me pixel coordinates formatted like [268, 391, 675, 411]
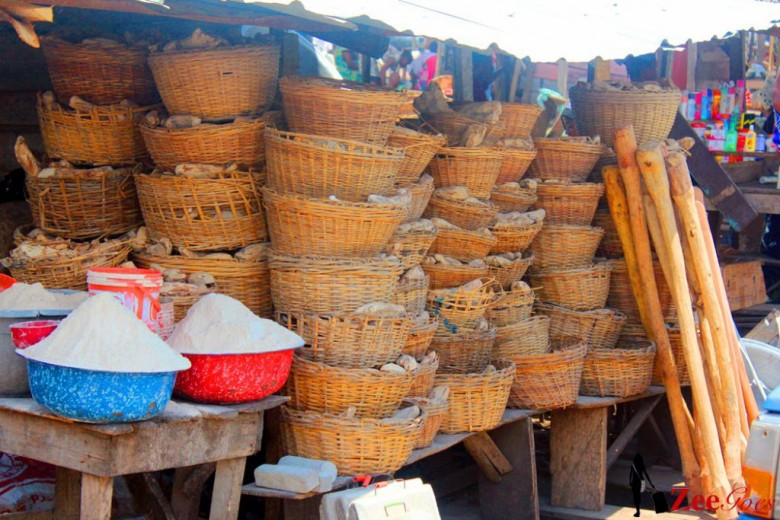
[604, 125, 758, 519]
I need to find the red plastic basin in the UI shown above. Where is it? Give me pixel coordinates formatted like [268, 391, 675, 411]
[0, 274, 16, 292]
[10, 320, 60, 349]
[174, 349, 294, 404]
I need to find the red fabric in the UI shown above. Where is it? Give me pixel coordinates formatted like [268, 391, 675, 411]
[425, 54, 438, 82]
[0, 453, 55, 513]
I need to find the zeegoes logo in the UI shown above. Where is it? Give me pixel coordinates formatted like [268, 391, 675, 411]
[670, 486, 774, 514]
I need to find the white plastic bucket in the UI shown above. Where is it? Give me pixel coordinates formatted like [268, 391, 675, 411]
[87, 267, 162, 332]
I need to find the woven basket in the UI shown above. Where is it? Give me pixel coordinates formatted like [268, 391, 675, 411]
[498, 103, 542, 138]
[430, 326, 496, 373]
[385, 231, 438, 270]
[426, 279, 500, 333]
[490, 188, 537, 213]
[403, 317, 438, 359]
[493, 316, 550, 358]
[488, 253, 534, 289]
[269, 252, 402, 315]
[280, 76, 408, 145]
[532, 182, 605, 226]
[38, 97, 152, 166]
[528, 139, 604, 182]
[149, 44, 280, 120]
[405, 180, 435, 222]
[529, 262, 612, 311]
[652, 326, 693, 385]
[428, 147, 504, 199]
[422, 264, 489, 290]
[535, 302, 626, 350]
[393, 275, 430, 315]
[485, 287, 534, 327]
[569, 85, 681, 148]
[42, 36, 159, 105]
[286, 354, 413, 418]
[141, 119, 265, 171]
[580, 340, 656, 397]
[429, 228, 497, 261]
[280, 406, 424, 475]
[423, 196, 498, 231]
[26, 169, 143, 240]
[169, 290, 214, 323]
[592, 210, 623, 258]
[497, 148, 537, 184]
[490, 220, 544, 254]
[133, 249, 272, 317]
[387, 127, 445, 184]
[507, 337, 587, 410]
[426, 111, 506, 147]
[410, 398, 448, 448]
[135, 172, 267, 252]
[608, 259, 672, 326]
[277, 312, 412, 368]
[265, 129, 403, 201]
[436, 358, 515, 433]
[529, 224, 604, 270]
[408, 360, 439, 398]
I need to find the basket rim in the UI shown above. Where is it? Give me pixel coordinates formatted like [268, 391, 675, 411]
[265, 127, 405, 158]
[280, 75, 409, 98]
[262, 186, 408, 211]
[41, 35, 148, 53]
[533, 138, 605, 154]
[268, 250, 403, 268]
[293, 352, 415, 379]
[431, 324, 497, 343]
[433, 146, 504, 159]
[37, 93, 158, 115]
[535, 301, 626, 321]
[148, 42, 279, 59]
[429, 196, 497, 211]
[141, 118, 265, 136]
[529, 261, 612, 277]
[434, 358, 515, 380]
[280, 404, 426, 429]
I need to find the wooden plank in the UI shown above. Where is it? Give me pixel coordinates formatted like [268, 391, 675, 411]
[556, 59, 568, 96]
[0, 511, 54, 520]
[453, 47, 474, 102]
[521, 61, 536, 104]
[588, 58, 611, 82]
[80, 474, 113, 520]
[463, 431, 513, 479]
[509, 59, 522, 103]
[243, 477, 352, 500]
[686, 40, 697, 91]
[171, 464, 216, 520]
[54, 467, 81, 520]
[124, 473, 176, 520]
[606, 396, 662, 468]
[737, 213, 766, 253]
[745, 309, 780, 345]
[571, 386, 666, 409]
[209, 457, 247, 520]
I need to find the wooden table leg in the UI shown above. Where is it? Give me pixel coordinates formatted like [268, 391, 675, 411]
[478, 417, 539, 520]
[208, 457, 247, 520]
[79, 473, 113, 520]
[171, 464, 217, 520]
[54, 467, 82, 520]
[283, 496, 322, 520]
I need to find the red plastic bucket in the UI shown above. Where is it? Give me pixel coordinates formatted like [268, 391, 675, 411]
[10, 320, 60, 349]
[87, 268, 162, 332]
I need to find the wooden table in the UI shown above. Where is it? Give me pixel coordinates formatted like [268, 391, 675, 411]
[0, 395, 288, 520]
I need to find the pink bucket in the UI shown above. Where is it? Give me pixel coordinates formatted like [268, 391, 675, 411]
[87, 267, 162, 332]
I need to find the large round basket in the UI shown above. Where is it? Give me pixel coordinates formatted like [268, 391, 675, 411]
[41, 36, 159, 105]
[423, 197, 498, 231]
[592, 210, 623, 258]
[487, 253, 534, 289]
[507, 337, 586, 409]
[408, 360, 439, 399]
[264, 129, 403, 201]
[498, 103, 542, 139]
[286, 354, 413, 418]
[493, 316, 550, 358]
[409, 398, 448, 448]
[428, 147, 504, 199]
[485, 286, 534, 327]
[140, 119, 266, 171]
[529, 262, 612, 311]
[405, 180, 435, 221]
[608, 259, 672, 326]
[262, 188, 406, 258]
[135, 172, 267, 251]
[652, 325, 693, 386]
[490, 219, 544, 254]
[529, 224, 604, 270]
[276, 312, 412, 368]
[385, 230, 438, 270]
[422, 263, 489, 291]
[148, 44, 280, 120]
[268, 252, 403, 315]
[426, 111, 506, 147]
[403, 316, 438, 359]
[429, 228, 497, 261]
[387, 127, 445, 184]
[580, 339, 656, 397]
[535, 302, 626, 349]
[425, 279, 500, 333]
[280, 76, 408, 146]
[435, 359, 515, 433]
[26, 168, 142, 240]
[528, 139, 604, 182]
[569, 84, 681, 148]
[430, 326, 496, 373]
[532, 181, 605, 226]
[490, 186, 537, 213]
[393, 275, 430, 315]
[497, 148, 536, 184]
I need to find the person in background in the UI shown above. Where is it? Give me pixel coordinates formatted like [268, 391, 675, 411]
[410, 39, 438, 89]
[334, 46, 361, 82]
[378, 43, 402, 87]
[387, 50, 413, 90]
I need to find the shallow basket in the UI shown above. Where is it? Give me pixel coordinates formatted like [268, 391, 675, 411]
[141, 119, 266, 171]
[529, 224, 604, 270]
[403, 317, 439, 359]
[485, 287, 535, 327]
[280, 406, 424, 475]
[404, 180, 435, 222]
[385, 231, 438, 270]
[497, 148, 537, 184]
[410, 398, 448, 448]
[280, 76, 408, 146]
[490, 220, 544, 254]
[422, 264, 489, 291]
[430, 326, 496, 373]
[532, 182, 605, 226]
[498, 103, 543, 139]
[535, 302, 626, 350]
[268, 252, 403, 315]
[592, 211, 623, 258]
[487, 253, 534, 289]
[652, 326, 693, 386]
[286, 354, 413, 418]
[265, 129, 403, 201]
[426, 279, 500, 333]
[580, 339, 656, 397]
[493, 316, 550, 358]
[429, 228, 497, 261]
[529, 262, 612, 311]
[408, 359, 439, 399]
[263, 188, 406, 258]
[435, 358, 515, 433]
[387, 127, 446, 184]
[423, 196, 498, 231]
[528, 139, 604, 182]
[135, 172, 267, 252]
[490, 187, 537, 213]
[393, 275, 430, 315]
[149, 44, 280, 120]
[428, 147, 504, 199]
[608, 259, 672, 327]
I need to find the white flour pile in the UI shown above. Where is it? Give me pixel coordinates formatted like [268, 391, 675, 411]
[167, 294, 304, 354]
[0, 282, 87, 311]
[18, 293, 191, 373]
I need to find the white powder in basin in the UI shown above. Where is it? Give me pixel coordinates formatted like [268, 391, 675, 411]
[18, 293, 191, 373]
[0, 282, 87, 311]
[167, 293, 304, 355]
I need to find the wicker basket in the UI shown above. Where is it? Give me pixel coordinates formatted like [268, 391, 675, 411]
[387, 127, 445, 184]
[592, 210, 623, 258]
[608, 259, 672, 326]
[26, 169, 143, 240]
[580, 339, 656, 397]
[264, 129, 403, 201]
[430, 326, 496, 373]
[429, 228, 497, 261]
[135, 172, 266, 252]
[404, 316, 438, 359]
[385, 230, 438, 270]
[422, 264, 489, 291]
[428, 147, 504, 199]
[493, 316, 550, 358]
[426, 111, 506, 147]
[141, 119, 265, 171]
[507, 337, 587, 410]
[652, 325, 693, 385]
[532, 181, 605, 226]
[410, 397, 448, 448]
[488, 253, 534, 289]
[424, 196, 498, 231]
[277, 312, 412, 368]
[405, 180, 435, 222]
[280, 406, 424, 475]
[490, 187, 537, 213]
[490, 220, 544, 254]
[529, 224, 604, 270]
[269, 252, 403, 315]
[528, 139, 604, 182]
[149, 44, 280, 120]
[169, 289, 214, 323]
[529, 262, 612, 311]
[535, 302, 626, 350]
[408, 359, 439, 399]
[286, 354, 413, 418]
[498, 103, 542, 139]
[436, 358, 515, 433]
[426, 279, 500, 333]
[485, 287, 534, 327]
[280, 76, 408, 145]
[393, 275, 430, 315]
[133, 249, 272, 317]
[497, 148, 537, 184]
[42, 36, 159, 105]
[569, 84, 681, 148]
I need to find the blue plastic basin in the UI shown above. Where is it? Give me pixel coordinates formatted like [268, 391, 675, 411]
[27, 360, 176, 423]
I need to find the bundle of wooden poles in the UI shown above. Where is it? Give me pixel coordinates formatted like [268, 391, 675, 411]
[604, 125, 758, 520]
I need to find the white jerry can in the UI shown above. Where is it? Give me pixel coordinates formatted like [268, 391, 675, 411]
[319, 478, 441, 520]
